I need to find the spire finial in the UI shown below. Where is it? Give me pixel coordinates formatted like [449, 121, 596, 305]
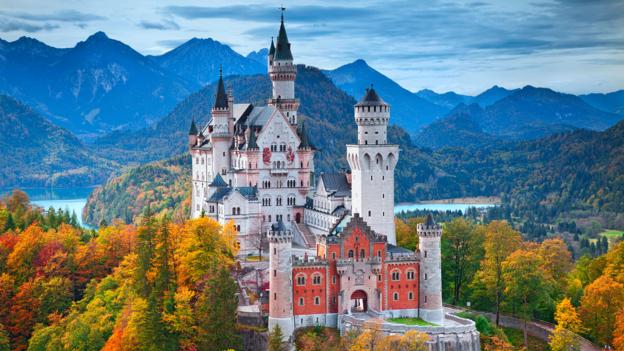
[280, 5, 286, 22]
[219, 64, 223, 78]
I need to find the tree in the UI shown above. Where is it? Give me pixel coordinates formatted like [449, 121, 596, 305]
[471, 220, 521, 325]
[269, 324, 285, 351]
[396, 218, 422, 251]
[614, 308, 624, 351]
[378, 330, 429, 351]
[0, 324, 9, 351]
[502, 249, 552, 348]
[580, 274, 624, 345]
[549, 298, 585, 351]
[441, 218, 484, 304]
[537, 238, 573, 295]
[349, 319, 385, 351]
[194, 267, 240, 351]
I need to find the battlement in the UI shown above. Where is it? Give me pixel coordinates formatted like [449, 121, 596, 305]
[267, 228, 293, 243]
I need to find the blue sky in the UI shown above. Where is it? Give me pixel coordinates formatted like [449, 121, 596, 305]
[1, 0, 623, 95]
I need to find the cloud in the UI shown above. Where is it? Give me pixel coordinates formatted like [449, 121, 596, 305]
[1, 9, 105, 22]
[139, 18, 180, 30]
[0, 17, 59, 33]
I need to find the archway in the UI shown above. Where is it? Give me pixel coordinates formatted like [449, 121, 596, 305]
[350, 290, 368, 313]
[295, 213, 301, 223]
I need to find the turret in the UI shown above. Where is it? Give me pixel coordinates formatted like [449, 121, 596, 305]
[188, 118, 198, 147]
[268, 220, 295, 341]
[417, 214, 443, 325]
[268, 9, 299, 125]
[268, 37, 275, 67]
[347, 87, 398, 244]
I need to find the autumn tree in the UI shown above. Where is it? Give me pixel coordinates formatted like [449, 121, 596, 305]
[194, 267, 240, 351]
[549, 298, 585, 351]
[269, 324, 285, 351]
[395, 217, 422, 251]
[471, 220, 521, 325]
[0, 324, 9, 351]
[349, 319, 385, 351]
[580, 274, 624, 345]
[502, 249, 552, 348]
[614, 308, 624, 351]
[441, 218, 484, 304]
[537, 238, 573, 296]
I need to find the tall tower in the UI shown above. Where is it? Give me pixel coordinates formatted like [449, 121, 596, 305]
[417, 214, 443, 325]
[346, 87, 399, 244]
[268, 221, 294, 340]
[268, 10, 299, 125]
[209, 67, 232, 179]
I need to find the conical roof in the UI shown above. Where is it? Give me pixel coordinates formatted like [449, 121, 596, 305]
[298, 122, 315, 150]
[214, 66, 228, 109]
[269, 37, 275, 57]
[274, 15, 293, 61]
[355, 86, 387, 107]
[245, 128, 259, 150]
[209, 174, 228, 187]
[425, 213, 436, 226]
[188, 118, 198, 135]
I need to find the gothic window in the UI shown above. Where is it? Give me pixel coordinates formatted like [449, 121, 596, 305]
[296, 274, 306, 286]
[332, 253, 336, 260]
[377, 250, 381, 257]
[424, 250, 427, 258]
[391, 270, 400, 281]
[368, 210, 371, 217]
[360, 249, 365, 259]
[332, 276, 336, 284]
[314, 296, 320, 305]
[408, 292, 414, 300]
[407, 270, 415, 280]
[312, 274, 321, 285]
[299, 297, 304, 306]
[393, 292, 399, 301]
[276, 196, 282, 206]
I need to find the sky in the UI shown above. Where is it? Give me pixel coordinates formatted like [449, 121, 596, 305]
[1, 0, 623, 95]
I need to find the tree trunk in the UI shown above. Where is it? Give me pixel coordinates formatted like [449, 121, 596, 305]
[523, 298, 529, 349]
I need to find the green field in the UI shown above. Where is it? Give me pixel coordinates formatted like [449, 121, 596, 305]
[387, 317, 437, 326]
[600, 229, 624, 238]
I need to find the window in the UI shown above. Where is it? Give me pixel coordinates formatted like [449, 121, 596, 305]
[313, 275, 321, 285]
[377, 250, 381, 258]
[273, 270, 276, 277]
[408, 292, 414, 300]
[425, 295, 427, 303]
[332, 276, 336, 284]
[360, 249, 365, 259]
[299, 297, 304, 306]
[424, 250, 427, 258]
[391, 270, 400, 281]
[296, 275, 306, 286]
[332, 252, 336, 260]
[368, 210, 371, 217]
[348, 250, 354, 258]
[407, 270, 415, 280]
[425, 273, 428, 280]
[393, 292, 399, 301]
[314, 296, 320, 305]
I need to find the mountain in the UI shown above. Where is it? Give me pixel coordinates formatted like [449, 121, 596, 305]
[415, 86, 622, 147]
[413, 103, 498, 149]
[324, 59, 447, 134]
[149, 38, 265, 88]
[0, 94, 115, 187]
[472, 85, 517, 107]
[579, 90, 624, 116]
[246, 48, 269, 68]
[0, 32, 192, 138]
[415, 89, 473, 110]
[482, 86, 621, 140]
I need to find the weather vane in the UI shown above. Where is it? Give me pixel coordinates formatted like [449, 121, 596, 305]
[280, 5, 286, 21]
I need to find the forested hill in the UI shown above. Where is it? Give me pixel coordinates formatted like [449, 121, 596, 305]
[0, 95, 115, 187]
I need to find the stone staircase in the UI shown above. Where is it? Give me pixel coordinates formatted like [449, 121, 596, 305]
[293, 221, 316, 249]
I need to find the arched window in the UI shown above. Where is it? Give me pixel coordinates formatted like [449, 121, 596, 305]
[314, 296, 320, 305]
[391, 270, 400, 281]
[393, 292, 399, 301]
[408, 292, 414, 300]
[407, 270, 415, 280]
[360, 249, 365, 259]
[312, 274, 321, 285]
[296, 274, 306, 286]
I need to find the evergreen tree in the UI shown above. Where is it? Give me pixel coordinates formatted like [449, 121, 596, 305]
[601, 236, 609, 253]
[4, 214, 14, 231]
[195, 268, 240, 350]
[136, 205, 156, 298]
[70, 211, 78, 227]
[268, 324, 284, 351]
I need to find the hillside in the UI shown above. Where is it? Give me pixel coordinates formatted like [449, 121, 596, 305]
[149, 38, 265, 88]
[0, 94, 115, 187]
[324, 59, 447, 133]
[83, 154, 191, 226]
[580, 90, 624, 116]
[413, 103, 498, 149]
[415, 89, 472, 110]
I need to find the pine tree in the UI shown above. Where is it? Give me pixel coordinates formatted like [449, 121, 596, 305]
[268, 324, 284, 351]
[136, 205, 156, 298]
[4, 214, 14, 231]
[195, 268, 240, 350]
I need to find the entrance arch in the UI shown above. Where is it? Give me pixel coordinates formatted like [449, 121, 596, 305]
[350, 290, 368, 313]
[295, 213, 301, 223]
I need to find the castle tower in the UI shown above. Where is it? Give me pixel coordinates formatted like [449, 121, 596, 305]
[209, 67, 232, 178]
[268, 220, 295, 340]
[417, 214, 444, 325]
[188, 118, 198, 147]
[268, 9, 299, 125]
[346, 87, 399, 244]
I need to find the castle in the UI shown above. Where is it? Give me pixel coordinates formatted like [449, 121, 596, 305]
[189, 13, 480, 349]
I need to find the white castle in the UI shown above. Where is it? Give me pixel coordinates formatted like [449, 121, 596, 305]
[189, 13, 397, 254]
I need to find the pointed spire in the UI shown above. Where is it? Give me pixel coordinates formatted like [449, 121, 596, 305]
[274, 8, 293, 61]
[214, 65, 228, 109]
[298, 121, 315, 150]
[269, 37, 275, 57]
[188, 118, 198, 135]
[425, 213, 436, 227]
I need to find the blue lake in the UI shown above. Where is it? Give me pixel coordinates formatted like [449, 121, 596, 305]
[1, 187, 95, 227]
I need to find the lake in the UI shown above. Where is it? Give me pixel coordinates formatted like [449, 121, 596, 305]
[2, 187, 497, 229]
[1, 187, 95, 227]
